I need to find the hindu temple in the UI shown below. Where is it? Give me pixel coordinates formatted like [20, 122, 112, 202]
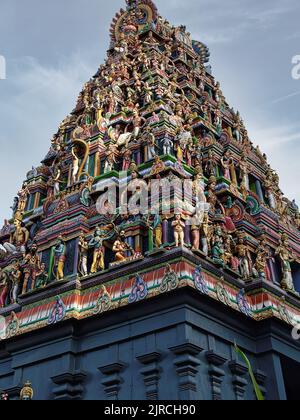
[0, 0, 300, 401]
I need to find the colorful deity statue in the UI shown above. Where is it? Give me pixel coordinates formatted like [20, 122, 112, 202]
[113, 231, 134, 262]
[162, 137, 173, 156]
[172, 214, 185, 247]
[22, 243, 42, 294]
[143, 126, 157, 160]
[211, 226, 225, 267]
[10, 261, 22, 304]
[78, 236, 89, 277]
[275, 234, 297, 292]
[221, 151, 235, 181]
[35, 264, 48, 289]
[53, 236, 67, 281]
[2, 213, 29, 256]
[20, 381, 34, 401]
[239, 154, 249, 190]
[204, 150, 217, 178]
[0, 265, 11, 307]
[17, 186, 29, 213]
[150, 155, 166, 175]
[207, 176, 218, 213]
[253, 239, 270, 280]
[193, 172, 206, 204]
[89, 228, 106, 274]
[122, 148, 132, 172]
[264, 170, 277, 209]
[235, 233, 252, 280]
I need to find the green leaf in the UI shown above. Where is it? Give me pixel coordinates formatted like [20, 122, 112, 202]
[234, 343, 264, 401]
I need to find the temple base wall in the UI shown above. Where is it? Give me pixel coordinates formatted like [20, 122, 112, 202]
[1, 288, 300, 400]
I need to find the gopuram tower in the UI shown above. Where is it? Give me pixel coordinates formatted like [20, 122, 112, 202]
[0, 0, 300, 401]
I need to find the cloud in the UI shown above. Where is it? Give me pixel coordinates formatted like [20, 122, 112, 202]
[0, 53, 95, 222]
[270, 91, 300, 105]
[248, 122, 300, 204]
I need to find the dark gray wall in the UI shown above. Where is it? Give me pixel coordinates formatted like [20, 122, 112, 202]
[0, 289, 299, 400]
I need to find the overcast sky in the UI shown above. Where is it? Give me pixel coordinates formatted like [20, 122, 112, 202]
[0, 0, 299, 222]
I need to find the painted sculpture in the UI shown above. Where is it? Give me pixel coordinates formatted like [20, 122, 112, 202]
[0, 0, 299, 334]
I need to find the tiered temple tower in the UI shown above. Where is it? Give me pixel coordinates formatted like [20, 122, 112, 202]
[1, 0, 300, 400]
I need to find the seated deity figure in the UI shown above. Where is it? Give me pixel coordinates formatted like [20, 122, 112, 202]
[3, 216, 30, 256]
[113, 231, 134, 262]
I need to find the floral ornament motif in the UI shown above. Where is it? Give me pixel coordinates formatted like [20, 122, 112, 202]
[278, 297, 294, 325]
[246, 195, 260, 216]
[128, 274, 148, 304]
[93, 285, 112, 314]
[48, 297, 66, 325]
[160, 264, 179, 293]
[216, 280, 232, 307]
[6, 311, 20, 339]
[192, 265, 209, 295]
[237, 289, 252, 318]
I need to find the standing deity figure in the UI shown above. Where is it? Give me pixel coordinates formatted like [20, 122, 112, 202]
[233, 112, 243, 142]
[235, 235, 252, 280]
[22, 243, 42, 294]
[89, 228, 106, 274]
[253, 240, 270, 280]
[71, 145, 80, 184]
[172, 215, 185, 247]
[162, 137, 173, 156]
[0, 268, 9, 308]
[122, 148, 132, 172]
[53, 236, 67, 281]
[104, 144, 118, 174]
[207, 176, 218, 214]
[264, 171, 277, 209]
[144, 127, 157, 161]
[78, 236, 89, 277]
[143, 81, 155, 105]
[214, 81, 223, 103]
[152, 214, 163, 249]
[35, 264, 48, 289]
[132, 106, 146, 140]
[204, 150, 217, 177]
[275, 234, 296, 292]
[52, 165, 63, 196]
[211, 226, 225, 266]
[113, 231, 134, 262]
[193, 173, 207, 204]
[10, 261, 22, 304]
[239, 155, 249, 190]
[17, 186, 29, 213]
[221, 151, 234, 181]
